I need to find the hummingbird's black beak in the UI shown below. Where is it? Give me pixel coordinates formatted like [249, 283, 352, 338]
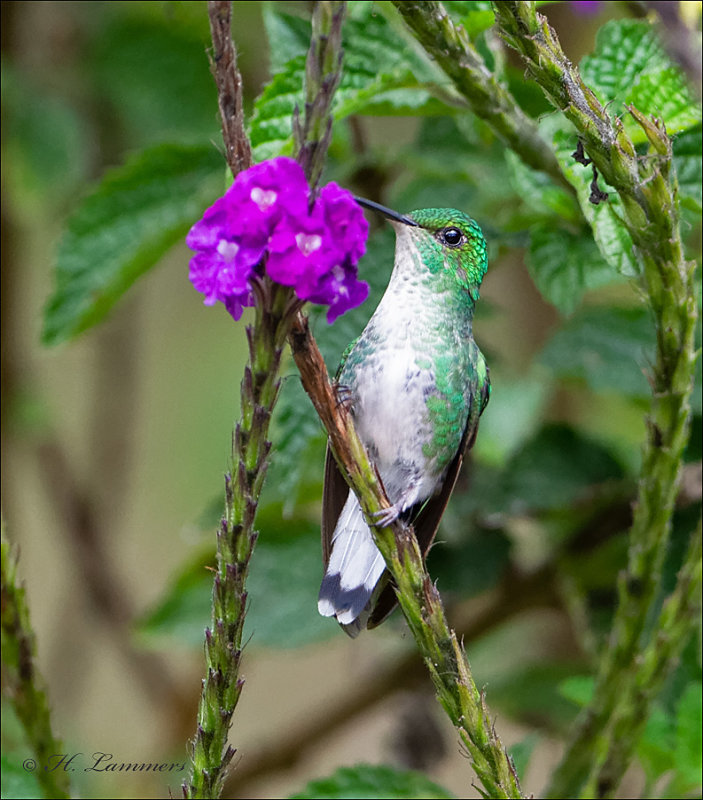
[353, 196, 419, 227]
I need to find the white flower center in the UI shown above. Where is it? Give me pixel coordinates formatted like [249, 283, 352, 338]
[251, 187, 278, 211]
[217, 240, 239, 262]
[332, 265, 348, 294]
[295, 232, 322, 256]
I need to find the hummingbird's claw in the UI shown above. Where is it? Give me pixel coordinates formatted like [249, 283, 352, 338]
[334, 383, 353, 411]
[369, 504, 401, 528]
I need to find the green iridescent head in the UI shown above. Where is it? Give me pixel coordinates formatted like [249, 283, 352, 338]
[405, 208, 488, 300]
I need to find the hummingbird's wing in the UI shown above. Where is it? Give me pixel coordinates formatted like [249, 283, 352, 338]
[322, 371, 491, 632]
[367, 373, 490, 629]
[321, 445, 349, 567]
[366, 422, 472, 628]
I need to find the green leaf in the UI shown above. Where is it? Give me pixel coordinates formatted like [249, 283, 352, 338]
[672, 682, 703, 793]
[428, 527, 511, 598]
[509, 733, 540, 783]
[637, 705, 676, 787]
[551, 127, 640, 277]
[526, 224, 624, 314]
[580, 20, 664, 104]
[248, 54, 304, 162]
[91, 15, 218, 147]
[445, 2, 495, 38]
[558, 675, 595, 707]
[249, 5, 454, 161]
[262, 4, 311, 74]
[539, 306, 655, 398]
[628, 69, 702, 139]
[289, 764, 454, 799]
[42, 143, 223, 346]
[493, 424, 624, 513]
[137, 514, 333, 649]
[505, 150, 581, 225]
[580, 20, 701, 143]
[674, 125, 703, 213]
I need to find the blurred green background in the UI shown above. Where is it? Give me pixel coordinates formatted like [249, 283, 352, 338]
[2, 2, 700, 798]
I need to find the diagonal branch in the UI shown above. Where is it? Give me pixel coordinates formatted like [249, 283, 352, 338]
[391, 0, 575, 197]
[289, 317, 524, 799]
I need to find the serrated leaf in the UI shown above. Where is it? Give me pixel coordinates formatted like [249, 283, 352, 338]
[674, 125, 703, 212]
[249, 5, 454, 161]
[42, 143, 224, 346]
[580, 20, 701, 144]
[505, 150, 581, 225]
[539, 306, 655, 398]
[580, 20, 663, 103]
[551, 128, 640, 277]
[262, 4, 311, 74]
[289, 764, 454, 799]
[445, 1, 495, 38]
[526, 224, 623, 314]
[628, 69, 701, 139]
[248, 54, 304, 162]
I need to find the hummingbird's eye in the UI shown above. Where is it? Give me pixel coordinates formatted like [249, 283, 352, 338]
[440, 227, 463, 247]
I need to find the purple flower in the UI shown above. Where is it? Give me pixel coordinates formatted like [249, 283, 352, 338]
[187, 157, 369, 322]
[571, 1, 601, 15]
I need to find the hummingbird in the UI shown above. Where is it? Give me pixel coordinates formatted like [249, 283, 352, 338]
[317, 198, 490, 637]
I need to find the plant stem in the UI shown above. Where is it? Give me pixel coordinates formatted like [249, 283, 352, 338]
[294, 0, 346, 194]
[580, 517, 702, 798]
[391, 0, 574, 196]
[285, 6, 523, 794]
[184, 2, 267, 796]
[207, 0, 252, 176]
[186, 3, 348, 796]
[289, 318, 524, 799]
[1, 519, 71, 800]
[490, 3, 699, 796]
[184, 282, 293, 799]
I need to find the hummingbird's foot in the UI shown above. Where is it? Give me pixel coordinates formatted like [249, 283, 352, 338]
[334, 383, 353, 411]
[369, 504, 402, 528]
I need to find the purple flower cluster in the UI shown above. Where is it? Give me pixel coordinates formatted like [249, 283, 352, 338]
[187, 157, 369, 323]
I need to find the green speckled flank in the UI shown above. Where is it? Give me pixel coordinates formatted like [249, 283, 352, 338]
[422, 352, 471, 469]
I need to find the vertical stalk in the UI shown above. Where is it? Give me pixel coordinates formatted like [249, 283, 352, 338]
[186, 3, 347, 796]
[184, 284, 293, 799]
[490, 3, 699, 796]
[1, 520, 71, 800]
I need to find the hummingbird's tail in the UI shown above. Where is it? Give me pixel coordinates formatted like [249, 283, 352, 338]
[318, 491, 386, 634]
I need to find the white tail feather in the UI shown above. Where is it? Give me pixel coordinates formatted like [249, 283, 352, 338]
[318, 492, 386, 625]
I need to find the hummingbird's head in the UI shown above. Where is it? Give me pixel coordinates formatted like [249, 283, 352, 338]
[353, 197, 487, 302]
[401, 207, 488, 301]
